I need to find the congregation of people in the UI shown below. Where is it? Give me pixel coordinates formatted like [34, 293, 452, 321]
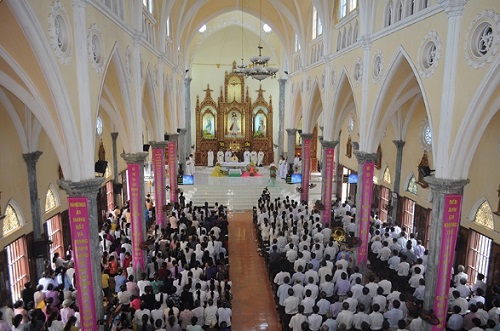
[254, 191, 500, 331]
[0, 195, 234, 331]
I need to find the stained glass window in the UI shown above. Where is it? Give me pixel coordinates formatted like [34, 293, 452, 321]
[407, 174, 418, 195]
[474, 201, 494, 230]
[45, 188, 57, 212]
[3, 204, 22, 236]
[383, 167, 391, 183]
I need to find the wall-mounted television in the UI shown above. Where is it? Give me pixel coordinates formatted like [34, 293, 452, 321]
[348, 174, 358, 184]
[289, 173, 302, 184]
[177, 174, 194, 185]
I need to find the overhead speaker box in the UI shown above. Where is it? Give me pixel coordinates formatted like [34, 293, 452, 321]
[418, 165, 434, 177]
[164, 134, 170, 141]
[113, 183, 123, 192]
[143, 144, 150, 152]
[95, 160, 108, 174]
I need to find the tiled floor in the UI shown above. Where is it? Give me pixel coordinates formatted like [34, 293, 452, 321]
[228, 211, 282, 330]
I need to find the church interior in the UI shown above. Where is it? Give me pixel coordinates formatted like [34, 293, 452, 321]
[0, 0, 499, 330]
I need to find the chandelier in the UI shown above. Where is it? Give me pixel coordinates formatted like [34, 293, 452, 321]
[232, 0, 278, 81]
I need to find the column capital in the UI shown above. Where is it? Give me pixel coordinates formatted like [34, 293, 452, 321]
[438, 0, 467, 17]
[149, 141, 169, 149]
[424, 177, 470, 195]
[58, 177, 104, 197]
[184, 77, 192, 84]
[354, 151, 378, 164]
[111, 132, 119, 140]
[167, 133, 179, 142]
[278, 78, 288, 85]
[286, 128, 298, 135]
[393, 140, 406, 149]
[121, 152, 148, 164]
[321, 140, 339, 149]
[300, 133, 314, 139]
[22, 151, 43, 165]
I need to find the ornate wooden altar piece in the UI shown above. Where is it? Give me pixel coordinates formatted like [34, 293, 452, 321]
[195, 62, 274, 165]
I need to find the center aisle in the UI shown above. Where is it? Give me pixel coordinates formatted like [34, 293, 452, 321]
[228, 211, 281, 330]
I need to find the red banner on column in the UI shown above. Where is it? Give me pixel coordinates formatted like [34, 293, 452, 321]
[322, 147, 335, 225]
[301, 137, 312, 202]
[357, 162, 374, 267]
[432, 194, 463, 330]
[168, 141, 178, 203]
[153, 147, 166, 228]
[68, 197, 97, 331]
[128, 163, 145, 271]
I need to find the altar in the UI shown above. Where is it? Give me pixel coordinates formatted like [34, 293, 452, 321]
[219, 162, 250, 177]
[195, 61, 274, 166]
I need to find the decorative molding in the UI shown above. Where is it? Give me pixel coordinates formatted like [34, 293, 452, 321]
[48, 0, 72, 64]
[372, 49, 384, 83]
[87, 23, 104, 73]
[418, 31, 442, 78]
[464, 10, 499, 69]
[420, 117, 432, 151]
[353, 57, 363, 87]
[125, 45, 132, 80]
[330, 67, 336, 89]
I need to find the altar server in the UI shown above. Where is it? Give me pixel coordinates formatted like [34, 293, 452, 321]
[244, 149, 251, 163]
[217, 150, 224, 164]
[251, 150, 258, 164]
[225, 150, 232, 162]
[257, 150, 265, 167]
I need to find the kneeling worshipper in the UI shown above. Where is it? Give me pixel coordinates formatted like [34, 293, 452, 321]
[241, 162, 262, 177]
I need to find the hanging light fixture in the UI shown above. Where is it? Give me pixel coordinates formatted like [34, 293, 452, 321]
[233, 2, 247, 76]
[243, 0, 278, 81]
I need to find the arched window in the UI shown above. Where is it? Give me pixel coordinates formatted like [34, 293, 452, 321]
[407, 174, 418, 195]
[45, 185, 60, 213]
[143, 0, 153, 14]
[383, 167, 391, 184]
[385, 2, 393, 27]
[166, 16, 170, 37]
[474, 200, 494, 230]
[2, 203, 23, 236]
[294, 34, 301, 52]
[397, 0, 404, 21]
[340, 0, 347, 18]
[353, 21, 359, 44]
[312, 6, 323, 39]
[337, 31, 342, 51]
[347, 26, 352, 46]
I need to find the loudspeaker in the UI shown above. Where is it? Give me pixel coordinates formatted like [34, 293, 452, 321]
[164, 134, 170, 141]
[113, 183, 123, 192]
[143, 144, 150, 152]
[95, 160, 108, 174]
[32, 240, 49, 258]
[418, 165, 433, 177]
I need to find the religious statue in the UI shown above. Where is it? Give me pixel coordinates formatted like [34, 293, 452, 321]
[257, 150, 264, 167]
[217, 150, 224, 164]
[207, 150, 214, 167]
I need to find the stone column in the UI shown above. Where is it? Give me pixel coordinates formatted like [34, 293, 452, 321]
[150, 141, 168, 229]
[391, 140, 405, 223]
[184, 77, 192, 158]
[177, 128, 187, 175]
[277, 79, 287, 162]
[121, 152, 148, 277]
[22, 151, 45, 278]
[422, 177, 469, 331]
[353, 151, 378, 275]
[300, 133, 314, 203]
[286, 129, 297, 175]
[111, 132, 119, 207]
[320, 141, 338, 225]
[166, 133, 179, 203]
[58, 178, 105, 328]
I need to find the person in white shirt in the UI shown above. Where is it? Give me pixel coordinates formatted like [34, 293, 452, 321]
[413, 278, 426, 303]
[453, 265, 468, 287]
[217, 301, 232, 328]
[450, 290, 469, 315]
[308, 306, 323, 331]
[352, 304, 370, 330]
[369, 303, 385, 331]
[289, 305, 308, 331]
[336, 302, 354, 330]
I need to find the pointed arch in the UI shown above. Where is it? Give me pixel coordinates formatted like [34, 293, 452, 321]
[141, 65, 158, 141]
[2, 200, 26, 237]
[290, 88, 303, 130]
[163, 74, 175, 133]
[44, 183, 61, 213]
[366, 47, 431, 155]
[305, 80, 323, 133]
[449, 58, 500, 179]
[405, 173, 418, 195]
[468, 198, 495, 231]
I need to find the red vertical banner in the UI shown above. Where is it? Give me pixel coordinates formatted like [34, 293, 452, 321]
[168, 141, 178, 203]
[357, 162, 374, 267]
[68, 197, 97, 331]
[301, 137, 312, 202]
[322, 147, 335, 225]
[432, 194, 463, 330]
[152, 147, 166, 228]
[128, 163, 145, 271]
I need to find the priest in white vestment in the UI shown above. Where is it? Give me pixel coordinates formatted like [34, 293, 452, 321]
[185, 157, 192, 175]
[250, 150, 258, 164]
[243, 149, 251, 163]
[207, 150, 214, 167]
[217, 150, 224, 164]
[257, 150, 264, 166]
[224, 150, 232, 162]
[189, 154, 196, 174]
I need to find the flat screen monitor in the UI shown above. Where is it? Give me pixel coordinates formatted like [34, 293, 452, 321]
[178, 174, 194, 185]
[290, 174, 302, 184]
[348, 174, 358, 184]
